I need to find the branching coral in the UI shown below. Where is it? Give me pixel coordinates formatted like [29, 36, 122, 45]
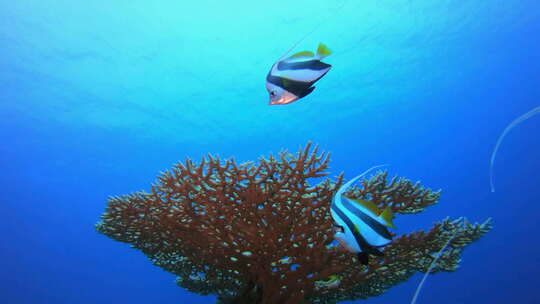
[96, 143, 491, 304]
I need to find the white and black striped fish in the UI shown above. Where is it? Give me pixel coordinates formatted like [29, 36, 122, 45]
[266, 43, 332, 105]
[330, 174, 396, 265]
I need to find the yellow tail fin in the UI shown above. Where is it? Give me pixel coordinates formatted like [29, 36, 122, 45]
[380, 206, 396, 228]
[316, 43, 332, 59]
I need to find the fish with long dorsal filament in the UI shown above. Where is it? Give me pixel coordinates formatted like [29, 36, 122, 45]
[266, 43, 333, 105]
[264, 1, 348, 105]
[330, 165, 395, 265]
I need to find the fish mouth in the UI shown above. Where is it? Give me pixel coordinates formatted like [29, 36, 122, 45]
[268, 98, 298, 106]
[269, 101, 288, 106]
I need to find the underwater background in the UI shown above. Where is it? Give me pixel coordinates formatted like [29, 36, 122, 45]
[1, 0, 539, 303]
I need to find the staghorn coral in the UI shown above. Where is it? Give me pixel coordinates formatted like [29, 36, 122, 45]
[96, 143, 491, 304]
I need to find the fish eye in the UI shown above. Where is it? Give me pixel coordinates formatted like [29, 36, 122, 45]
[270, 91, 276, 97]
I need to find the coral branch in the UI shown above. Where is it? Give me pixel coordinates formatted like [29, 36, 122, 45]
[312, 217, 492, 303]
[96, 143, 491, 304]
[346, 170, 441, 214]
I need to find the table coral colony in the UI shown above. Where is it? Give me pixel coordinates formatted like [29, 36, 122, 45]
[96, 143, 491, 304]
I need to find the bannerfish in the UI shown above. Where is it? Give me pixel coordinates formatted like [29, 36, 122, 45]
[266, 43, 332, 105]
[330, 172, 395, 265]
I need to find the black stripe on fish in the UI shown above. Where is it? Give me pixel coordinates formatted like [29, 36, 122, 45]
[341, 197, 393, 240]
[266, 74, 316, 98]
[331, 202, 383, 257]
[277, 60, 331, 71]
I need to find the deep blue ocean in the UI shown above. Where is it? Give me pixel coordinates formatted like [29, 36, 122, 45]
[1, 1, 540, 303]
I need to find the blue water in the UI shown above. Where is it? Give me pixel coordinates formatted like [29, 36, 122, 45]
[1, 0, 539, 303]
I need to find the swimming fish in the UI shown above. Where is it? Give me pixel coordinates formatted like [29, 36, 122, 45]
[330, 170, 395, 265]
[266, 43, 332, 105]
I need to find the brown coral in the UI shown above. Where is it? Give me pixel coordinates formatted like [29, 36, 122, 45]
[95, 143, 491, 304]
